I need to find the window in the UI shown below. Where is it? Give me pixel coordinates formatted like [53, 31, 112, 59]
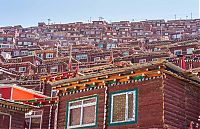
[139, 59, 146, 63]
[19, 67, 26, 72]
[21, 51, 28, 56]
[7, 38, 12, 41]
[9, 68, 16, 71]
[0, 44, 10, 48]
[25, 110, 43, 129]
[76, 54, 88, 60]
[20, 34, 25, 37]
[174, 50, 182, 56]
[152, 58, 158, 61]
[98, 44, 103, 49]
[46, 53, 54, 59]
[109, 89, 138, 126]
[94, 57, 100, 62]
[0, 112, 11, 129]
[24, 42, 28, 45]
[51, 90, 57, 97]
[0, 37, 4, 41]
[106, 43, 116, 49]
[50, 66, 58, 73]
[123, 51, 129, 56]
[187, 48, 194, 54]
[154, 48, 160, 51]
[105, 56, 110, 60]
[37, 54, 43, 59]
[28, 51, 33, 56]
[18, 42, 22, 45]
[67, 95, 98, 128]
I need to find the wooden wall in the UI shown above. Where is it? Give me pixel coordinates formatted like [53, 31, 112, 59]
[41, 83, 56, 129]
[0, 108, 25, 129]
[57, 78, 165, 129]
[163, 74, 200, 128]
[107, 78, 164, 129]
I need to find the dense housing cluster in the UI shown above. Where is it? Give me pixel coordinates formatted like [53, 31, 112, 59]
[0, 19, 200, 129]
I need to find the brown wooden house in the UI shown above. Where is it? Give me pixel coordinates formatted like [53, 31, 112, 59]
[51, 60, 200, 129]
[0, 98, 33, 129]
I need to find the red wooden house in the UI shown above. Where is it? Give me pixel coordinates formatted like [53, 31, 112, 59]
[0, 83, 58, 129]
[51, 60, 200, 129]
[0, 84, 47, 129]
[0, 98, 33, 129]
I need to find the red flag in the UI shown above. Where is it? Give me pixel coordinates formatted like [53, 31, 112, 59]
[68, 45, 72, 71]
[181, 55, 186, 70]
[68, 60, 72, 70]
[109, 50, 113, 64]
[189, 121, 193, 129]
[74, 65, 79, 75]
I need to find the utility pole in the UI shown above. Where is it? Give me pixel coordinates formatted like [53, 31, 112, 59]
[175, 14, 177, 20]
[190, 13, 193, 19]
[160, 25, 163, 41]
[47, 18, 51, 25]
[47, 18, 51, 30]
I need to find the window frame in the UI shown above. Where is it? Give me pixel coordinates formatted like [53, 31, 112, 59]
[66, 95, 99, 129]
[139, 59, 146, 63]
[108, 88, 138, 126]
[46, 53, 54, 59]
[0, 112, 12, 129]
[174, 50, 182, 55]
[19, 67, 26, 72]
[25, 110, 43, 129]
[94, 57, 101, 62]
[50, 66, 58, 73]
[186, 48, 194, 54]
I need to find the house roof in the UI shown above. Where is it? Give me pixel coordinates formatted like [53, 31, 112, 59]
[0, 84, 48, 100]
[0, 98, 34, 112]
[50, 60, 200, 93]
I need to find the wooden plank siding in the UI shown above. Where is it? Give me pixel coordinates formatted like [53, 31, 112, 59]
[56, 72, 200, 129]
[57, 78, 165, 129]
[0, 108, 25, 129]
[10, 112, 25, 129]
[163, 74, 200, 128]
[41, 83, 57, 129]
[107, 78, 164, 129]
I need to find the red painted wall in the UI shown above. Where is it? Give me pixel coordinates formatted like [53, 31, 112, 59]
[0, 87, 11, 99]
[12, 88, 44, 100]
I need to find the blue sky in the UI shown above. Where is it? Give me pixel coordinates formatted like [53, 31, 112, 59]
[0, 0, 198, 27]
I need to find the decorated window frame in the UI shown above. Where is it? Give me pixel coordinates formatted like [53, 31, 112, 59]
[66, 95, 98, 129]
[109, 88, 138, 126]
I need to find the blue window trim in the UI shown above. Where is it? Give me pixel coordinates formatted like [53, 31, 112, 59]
[65, 94, 99, 129]
[108, 88, 138, 126]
